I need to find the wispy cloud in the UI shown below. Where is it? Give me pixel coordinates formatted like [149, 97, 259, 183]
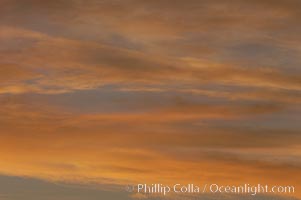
[0, 0, 300, 199]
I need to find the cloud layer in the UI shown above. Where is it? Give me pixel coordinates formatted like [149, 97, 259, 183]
[0, 0, 300, 199]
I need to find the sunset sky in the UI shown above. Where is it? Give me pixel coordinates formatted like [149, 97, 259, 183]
[0, 0, 300, 199]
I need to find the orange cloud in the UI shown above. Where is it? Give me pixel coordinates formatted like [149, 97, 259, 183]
[0, 98, 300, 197]
[0, 1, 300, 199]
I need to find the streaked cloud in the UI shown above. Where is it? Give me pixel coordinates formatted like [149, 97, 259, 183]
[0, 0, 300, 199]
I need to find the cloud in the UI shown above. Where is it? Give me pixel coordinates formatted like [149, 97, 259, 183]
[0, 1, 300, 199]
[0, 27, 300, 97]
[1, 0, 301, 98]
[0, 97, 299, 196]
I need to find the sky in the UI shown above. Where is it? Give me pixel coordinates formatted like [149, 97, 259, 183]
[0, 0, 300, 199]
